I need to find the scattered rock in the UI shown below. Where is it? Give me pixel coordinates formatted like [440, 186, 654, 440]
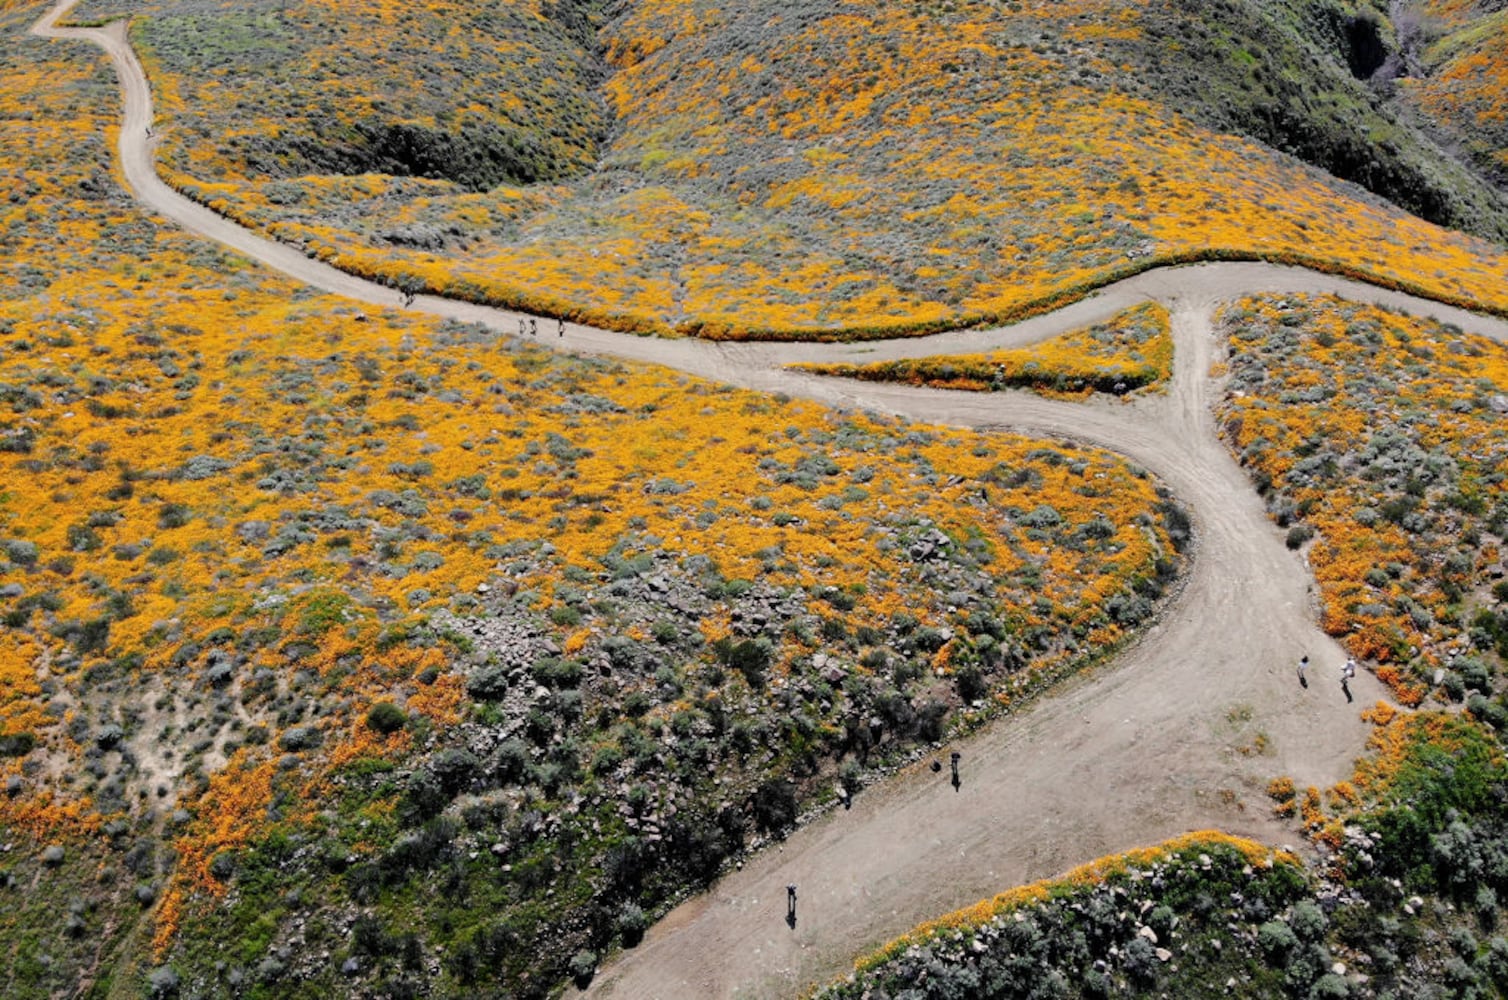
[907, 528, 953, 562]
[234, 520, 269, 542]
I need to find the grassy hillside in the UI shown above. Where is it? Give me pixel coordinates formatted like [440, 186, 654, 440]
[76, 0, 609, 189]
[1114, 0, 1508, 241]
[1, 6, 1192, 996]
[63, 0, 1508, 338]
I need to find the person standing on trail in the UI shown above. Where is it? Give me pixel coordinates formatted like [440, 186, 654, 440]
[530, 318, 538, 337]
[1297, 655, 1309, 689]
[785, 884, 798, 927]
[1341, 658, 1355, 704]
[558, 317, 565, 338]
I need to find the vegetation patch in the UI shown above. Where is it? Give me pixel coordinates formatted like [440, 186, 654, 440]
[1215, 293, 1508, 706]
[822, 707, 1508, 999]
[816, 833, 1310, 998]
[1401, 2, 1508, 190]
[793, 302, 1173, 398]
[66, 0, 1508, 339]
[1110, 0, 1508, 240]
[0, 13, 1187, 996]
[113, 0, 607, 190]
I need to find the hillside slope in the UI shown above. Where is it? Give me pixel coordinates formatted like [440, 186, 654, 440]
[1398, 0, 1508, 189]
[65, 0, 1508, 337]
[1111, 0, 1508, 239]
[3, 6, 1192, 996]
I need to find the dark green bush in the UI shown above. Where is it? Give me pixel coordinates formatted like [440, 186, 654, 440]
[752, 779, 797, 833]
[365, 701, 407, 734]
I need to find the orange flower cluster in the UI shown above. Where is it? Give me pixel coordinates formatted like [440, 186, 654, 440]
[101, 0, 1508, 339]
[795, 303, 1172, 396]
[1404, 2, 1508, 183]
[1350, 710, 1501, 803]
[1215, 293, 1508, 701]
[1288, 705, 1502, 849]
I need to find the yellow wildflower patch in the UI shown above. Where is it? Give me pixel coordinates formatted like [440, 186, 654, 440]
[794, 302, 1173, 397]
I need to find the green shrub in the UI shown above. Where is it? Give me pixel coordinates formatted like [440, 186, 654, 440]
[617, 903, 649, 946]
[714, 637, 772, 689]
[752, 779, 797, 833]
[568, 949, 597, 985]
[366, 701, 407, 735]
[3, 539, 38, 566]
[0, 732, 36, 757]
[1290, 899, 1328, 941]
[1258, 919, 1299, 961]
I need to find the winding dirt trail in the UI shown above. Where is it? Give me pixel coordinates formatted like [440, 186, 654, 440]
[25, 2, 1508, 997]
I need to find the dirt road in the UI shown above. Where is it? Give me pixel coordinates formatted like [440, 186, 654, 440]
[25, 2, 1508, 996]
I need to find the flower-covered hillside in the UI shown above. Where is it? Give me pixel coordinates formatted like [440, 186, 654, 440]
[2, 10, 1189, 996]
[87, 0, 608, 190]
[794, 302, 1173, 398]
[1403, 1, 1508, 189]
[1215, 294, 1508, 706]
[66, 0, 1508, 338]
